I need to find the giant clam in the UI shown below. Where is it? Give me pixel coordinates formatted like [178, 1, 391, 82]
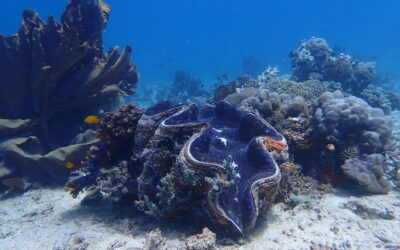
[135, 101, 288, 234]
[175, 102, 288, 233]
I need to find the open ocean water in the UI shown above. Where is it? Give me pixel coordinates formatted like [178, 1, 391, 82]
[2, 0, 400, 89]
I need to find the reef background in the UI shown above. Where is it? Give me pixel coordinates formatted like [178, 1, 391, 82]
[2, 0, 400, 92]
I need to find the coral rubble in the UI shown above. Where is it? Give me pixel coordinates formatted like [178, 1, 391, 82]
[185, 227, 216, 250]
[0, 0, 138, 184]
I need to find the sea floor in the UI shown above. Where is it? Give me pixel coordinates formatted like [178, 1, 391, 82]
[0, 187, 399, 250]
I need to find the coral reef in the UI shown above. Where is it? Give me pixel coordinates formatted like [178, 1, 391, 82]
[290, 37, 376, 94]
[67, 100, 289, 234]
[384, 111, 400, 190]
[226, 88, 311, 158]
[91, 160, 136, 202]
[224, 87, 259, 106]
[212, 75, 259, 103]
[0, 0, 138, 184]
[360, 85, 400, 113]
[309, 91, 393, 192]
[97, 103, 143, 154]
[277, 171, 332, 206]
[264, 79, 342, 102]
[312, 91, 392, 155]
[65, 141, 109, 198]
[341, 154, 391, 194]
[237, 89, 309, 119]
[227, 87, 394, 194]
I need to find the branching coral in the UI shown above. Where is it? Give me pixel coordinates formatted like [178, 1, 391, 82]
[0, 0, 138, 184]
[277, 171, 332, 206]
[290, 37, 376, 95]
[65, 141, 108, 197]
[97, 103, 143, 153]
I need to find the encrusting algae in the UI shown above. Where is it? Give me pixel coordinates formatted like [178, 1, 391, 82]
[262, 137, 286, 153]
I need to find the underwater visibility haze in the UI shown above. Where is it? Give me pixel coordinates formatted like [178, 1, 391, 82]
[0, 0, 400, 249]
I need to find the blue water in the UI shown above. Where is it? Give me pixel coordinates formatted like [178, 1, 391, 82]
[2, 0, 400, 88]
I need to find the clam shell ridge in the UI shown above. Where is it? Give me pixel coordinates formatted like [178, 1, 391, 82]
[175, 101, 288, 234]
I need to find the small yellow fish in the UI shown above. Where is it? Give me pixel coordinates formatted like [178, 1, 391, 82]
[84, 115, 101, 124]
[65, 161, 75, 169]
[326, 144, 335, 152]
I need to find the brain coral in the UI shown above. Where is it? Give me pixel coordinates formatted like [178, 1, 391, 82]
[312, 91, 392, 154]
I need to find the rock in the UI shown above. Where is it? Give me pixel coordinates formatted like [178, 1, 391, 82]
[185, 228, 216, 250]
[142, 229, 165, 250]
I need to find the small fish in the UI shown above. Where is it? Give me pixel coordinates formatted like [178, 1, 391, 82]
[65, 161, 75, 169]
[84, 115, 101, 124]
[288, 116, 300, 122]
[326, 144, 335, 152]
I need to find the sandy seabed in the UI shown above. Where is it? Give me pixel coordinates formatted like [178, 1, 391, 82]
[0, 187, 399, 250]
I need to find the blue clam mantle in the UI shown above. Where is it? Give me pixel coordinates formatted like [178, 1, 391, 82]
[173, 101, 288, 234]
